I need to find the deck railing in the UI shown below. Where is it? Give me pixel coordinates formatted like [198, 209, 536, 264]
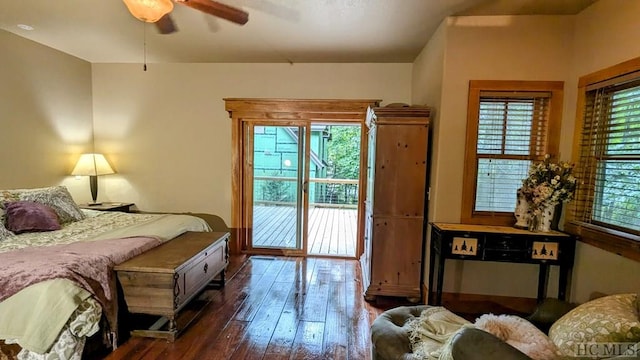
[253, 176, 359, 209]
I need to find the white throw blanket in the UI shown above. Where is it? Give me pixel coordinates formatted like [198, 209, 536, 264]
[406, 307, 471, 360]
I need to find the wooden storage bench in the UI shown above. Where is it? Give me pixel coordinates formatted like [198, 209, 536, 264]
[115, 231, 230, 341]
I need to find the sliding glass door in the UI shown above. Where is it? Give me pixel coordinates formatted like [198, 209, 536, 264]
[246, 123, 307, 254]
[242, 121, 361, 258]
[306, 123, 360, 257]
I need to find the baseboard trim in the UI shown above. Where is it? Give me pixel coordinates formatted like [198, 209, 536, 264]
[422, 283, 538, 315]
[228, 227, 241, 255]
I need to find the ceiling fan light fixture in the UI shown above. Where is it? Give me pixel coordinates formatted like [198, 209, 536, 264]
[122, 0, 174, 23]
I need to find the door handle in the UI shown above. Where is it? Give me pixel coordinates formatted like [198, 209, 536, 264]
[303, 181, 309, 193]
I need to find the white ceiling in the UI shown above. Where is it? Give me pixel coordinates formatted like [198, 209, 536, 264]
[0, 0, 597, 64]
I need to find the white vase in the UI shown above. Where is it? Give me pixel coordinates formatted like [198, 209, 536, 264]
[514, 188, 530, 229]
[540, 203, 556, 232]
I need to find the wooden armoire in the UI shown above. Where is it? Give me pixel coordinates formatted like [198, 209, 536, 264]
[360, 104, 431, 302]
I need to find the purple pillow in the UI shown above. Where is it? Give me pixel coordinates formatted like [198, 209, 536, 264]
[4, 201, 61, 234]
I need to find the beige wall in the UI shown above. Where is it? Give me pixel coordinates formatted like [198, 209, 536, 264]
[90, 63, 412, 223]
[412, 20, 447, 223]
[0, 30, 93, 195]
[436, 15, 575, 225]
[412, 20, 448, 299]
[415, 2, 640, 302]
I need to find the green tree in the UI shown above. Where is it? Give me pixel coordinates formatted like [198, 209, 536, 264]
[327, 126, 360, 179]
[323, 126, 361, 205]
[260, 171, 292, 202]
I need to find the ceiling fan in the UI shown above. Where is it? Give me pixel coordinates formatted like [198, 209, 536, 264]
[122, 0, 249, 34]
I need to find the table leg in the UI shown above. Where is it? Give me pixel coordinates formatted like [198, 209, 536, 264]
[537, 264, 549, 302]
[558, 265, 570, 301]
[428, 242, 436, 305]
[436, 252, 445, 306]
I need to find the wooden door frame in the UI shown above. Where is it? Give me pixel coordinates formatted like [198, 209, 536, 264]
[224, 98, 381, 256]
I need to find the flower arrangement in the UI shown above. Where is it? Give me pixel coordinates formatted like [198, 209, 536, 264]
[521, 155, 578, 215]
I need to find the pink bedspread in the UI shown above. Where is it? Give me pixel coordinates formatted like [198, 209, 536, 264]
[0, 236, 163, 337]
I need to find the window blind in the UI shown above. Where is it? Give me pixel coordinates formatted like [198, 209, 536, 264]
[572, 76, 640, 234]
[474, 94, 550, 212]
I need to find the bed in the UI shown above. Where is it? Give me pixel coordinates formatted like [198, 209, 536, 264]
[0, 186, 214, 360]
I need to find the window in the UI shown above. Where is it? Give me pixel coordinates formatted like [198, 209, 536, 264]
[567, 57, 640, 258]
[461, 81, 563, 225]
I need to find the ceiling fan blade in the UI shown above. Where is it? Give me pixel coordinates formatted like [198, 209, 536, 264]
[155, 14, 178, 34]
[178, 0, 249, 25]
[240, 0, 299, 22]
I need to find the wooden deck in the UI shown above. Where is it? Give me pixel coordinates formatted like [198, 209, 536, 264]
[252, 205, 357, 257]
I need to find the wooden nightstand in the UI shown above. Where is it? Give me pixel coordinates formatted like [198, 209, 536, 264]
[79, 202, 135, 213]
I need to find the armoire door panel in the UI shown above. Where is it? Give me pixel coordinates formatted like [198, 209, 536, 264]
[372, 125, 428, 216]
[369, 217, 424, 288]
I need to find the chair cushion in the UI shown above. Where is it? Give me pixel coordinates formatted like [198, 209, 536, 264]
[371, 305, 428, 360]
[451, 327, 532, 360]
[527, 297, 577, 333]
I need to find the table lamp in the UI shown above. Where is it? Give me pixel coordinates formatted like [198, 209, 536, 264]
[71, 153, 116, 205]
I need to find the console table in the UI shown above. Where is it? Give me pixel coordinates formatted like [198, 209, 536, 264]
[428, 222, 575, 305]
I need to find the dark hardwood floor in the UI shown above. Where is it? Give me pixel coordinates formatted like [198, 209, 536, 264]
[105, 256, 413, 360]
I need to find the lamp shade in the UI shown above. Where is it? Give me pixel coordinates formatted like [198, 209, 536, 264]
[122, 0, 174, 23]
[71, 154, 116, 176]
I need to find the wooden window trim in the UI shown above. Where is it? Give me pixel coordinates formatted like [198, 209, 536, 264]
[565, 221, 640, 262]
[567, 57, 640, 262]
[461, 80, 564, 226]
